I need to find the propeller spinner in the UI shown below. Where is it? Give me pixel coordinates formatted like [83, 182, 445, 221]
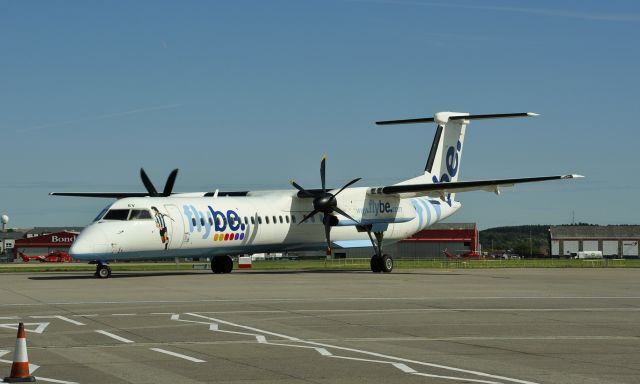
[290, 156, 361, 255]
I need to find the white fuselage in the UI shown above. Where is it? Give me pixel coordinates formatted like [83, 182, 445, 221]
[70, 187, 460, 262]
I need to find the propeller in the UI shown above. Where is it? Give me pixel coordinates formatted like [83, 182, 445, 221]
[290, 156, 361, 255]
[140, 168, 179, 197]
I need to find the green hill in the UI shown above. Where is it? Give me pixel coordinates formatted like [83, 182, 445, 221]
[479, 225, 550, 256]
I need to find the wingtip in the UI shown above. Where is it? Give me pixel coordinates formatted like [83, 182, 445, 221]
[563, 174, 585, 179]
[526, 112, 540, 117]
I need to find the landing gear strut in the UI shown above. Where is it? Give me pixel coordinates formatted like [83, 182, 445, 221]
[366, 228, 393, 273]
[95, 262, 112, 279]
[211, 255, 233, 274]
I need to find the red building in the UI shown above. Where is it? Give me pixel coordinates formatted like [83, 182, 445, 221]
[13, 231, 78, 261]
[339, 223, 478, 259]
[401, 223, 478, 257]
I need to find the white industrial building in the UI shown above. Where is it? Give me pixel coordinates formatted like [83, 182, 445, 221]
[549, 225, 640, 258]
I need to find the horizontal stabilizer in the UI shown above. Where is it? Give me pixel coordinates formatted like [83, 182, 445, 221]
[376, 174, 583, 197]
[376, 112, 537, 125]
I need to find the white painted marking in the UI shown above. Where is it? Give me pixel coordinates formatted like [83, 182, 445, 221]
[209, 324, 218, 331]
[150, 348, 205, 363]
[393, 363, 417, 373]
[1, 296, 639, 307]
[0, 316, 19, 320]
[111, 313, 136, 316]
[197, 307, 640, 314]
[315, 348, 332, 356]
[95, 330, 134, 343]
[150, 312, 175, 315]
[34, 377, 79, 384]
[0, 322, 49, 334]
[187, 313, 540, 384]
[412, 372, 503, 384]
[31, 315, 84, 326]
[0, 350, 10, 358]
[170, 314, 179, 321]
[72, 314, 97, 317]
[255, 335, 267, 343]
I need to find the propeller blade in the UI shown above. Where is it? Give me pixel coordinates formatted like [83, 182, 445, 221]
[299, 209, 320, 224]
[140, 168, 159, 197]
[323, 218, 332, 255]
[333, 206, 360, 224]
[333, 177, 362, 197]
[162, 169, 179, 197]
[320, 155, 326, 193]
[290, 180, 315, 197]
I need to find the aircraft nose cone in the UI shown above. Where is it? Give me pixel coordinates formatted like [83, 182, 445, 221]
[70, 225, 110, 260]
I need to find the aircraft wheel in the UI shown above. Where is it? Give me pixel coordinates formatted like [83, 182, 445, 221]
[211, 258, 222, 274]
[370, 256, 382, 273]
[381, 254, 393, 273]
[97, 265, 111, 279]
[222, 256, 233, 273]
[212, 256, 233, 274]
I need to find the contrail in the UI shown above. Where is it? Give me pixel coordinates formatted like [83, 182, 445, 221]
[18, 103, 181, 132]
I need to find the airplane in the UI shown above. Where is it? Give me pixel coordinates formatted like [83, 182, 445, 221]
[442, 249, 483, 260]
[51, 111, 582, 278]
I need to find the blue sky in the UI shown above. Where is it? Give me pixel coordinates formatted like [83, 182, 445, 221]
[1, 0, 639, 229]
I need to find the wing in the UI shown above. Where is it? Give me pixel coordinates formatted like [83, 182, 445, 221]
[373, 174, 583, 198]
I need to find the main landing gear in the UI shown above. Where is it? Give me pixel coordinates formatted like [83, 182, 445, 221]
[366, 228, 393, 273]
[211, 255, 233, 274]
[94, 262, 112, 279]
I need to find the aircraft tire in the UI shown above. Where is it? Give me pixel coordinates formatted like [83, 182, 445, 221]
[211, 258, 222, 274]
[97, 265, 111, 279]
[370, 256, 382, 273]
[222, 256, 233, 273]
[381, 254, 393, 273]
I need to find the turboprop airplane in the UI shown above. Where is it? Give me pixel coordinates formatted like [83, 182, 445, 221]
[51, 111, 581, 278]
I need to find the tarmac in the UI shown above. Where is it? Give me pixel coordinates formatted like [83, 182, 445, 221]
[0, 267, 638, 384]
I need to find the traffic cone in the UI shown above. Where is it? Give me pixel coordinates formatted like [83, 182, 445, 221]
[3, 322, 36, 382]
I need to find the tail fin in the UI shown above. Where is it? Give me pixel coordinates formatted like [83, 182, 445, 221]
[376, 111, 538, 201]
[423, 112, 468, 185]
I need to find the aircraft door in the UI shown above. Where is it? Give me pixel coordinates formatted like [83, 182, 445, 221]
[164, 204, 185, 250]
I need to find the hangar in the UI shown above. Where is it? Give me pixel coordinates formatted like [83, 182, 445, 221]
[549, 225, 640, 258]
[337, 223, 478, 259]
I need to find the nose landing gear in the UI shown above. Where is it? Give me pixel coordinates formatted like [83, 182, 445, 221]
[95, 262, 112, 278]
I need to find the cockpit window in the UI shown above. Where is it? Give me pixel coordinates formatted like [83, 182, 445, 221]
[102, 209, 130, 220]
[93, 205, 111, 222]
[129, 209, 152, 220]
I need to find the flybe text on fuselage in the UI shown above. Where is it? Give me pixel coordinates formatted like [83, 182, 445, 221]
[183, 204, 247, 241]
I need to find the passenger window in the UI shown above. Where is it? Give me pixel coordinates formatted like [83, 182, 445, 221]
[285, 216, 290, 224]
[129, 209, 152, 220]
[200, 218, 205, 226]
[273, 216, 277, 224]
[258, 216, 262, 224]
[192, 218, 197, 226]
[266, 216, 270, 224]
[244, 217, 248, 225]
[279, 216, 283, 223]
[251, 217, 255, 225]
[208, 217, 213, 225]
[103, 209, 130, 221]
[292, 215, 296, 223]
[217, 217, 224, 227]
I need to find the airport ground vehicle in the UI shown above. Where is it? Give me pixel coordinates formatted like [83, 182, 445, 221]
[574, 251, 603, 259]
